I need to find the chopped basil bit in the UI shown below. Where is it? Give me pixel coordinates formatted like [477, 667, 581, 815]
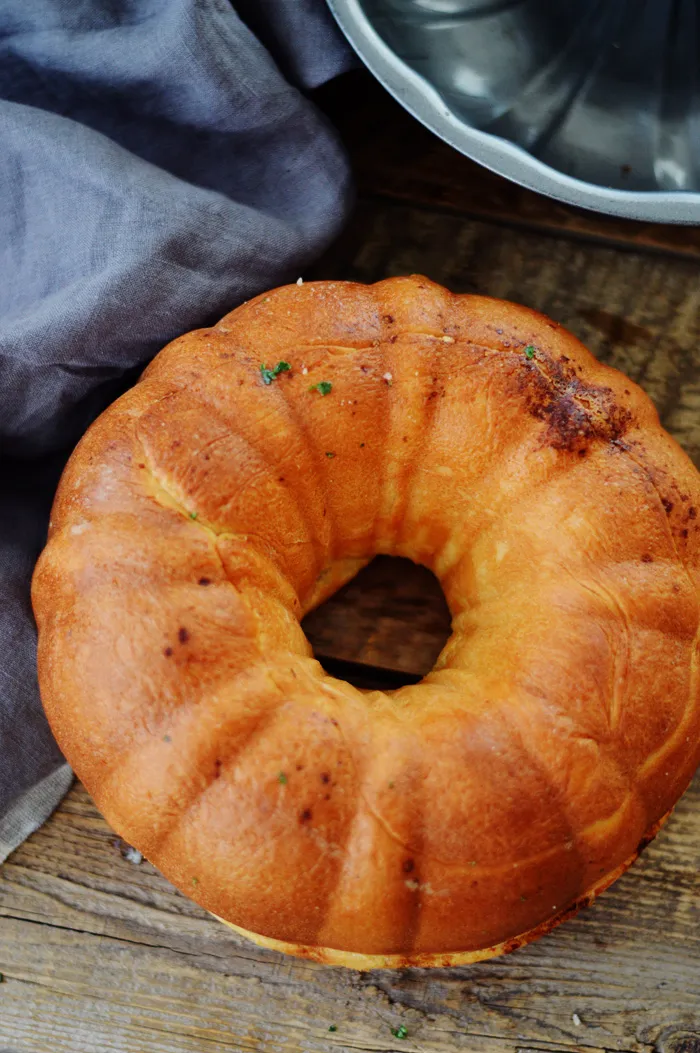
[392, 1025, 408, 1039]
[261, 361, 291, 385]
[278, 771, 288, 784]
[329, 1025, 337, 1032]
[524, 345, 536, 360]
[192, 877, 199, 886]
[325, 451, 336, 459]
[309, 380, 332, 396]
[189, 511, 198, 520]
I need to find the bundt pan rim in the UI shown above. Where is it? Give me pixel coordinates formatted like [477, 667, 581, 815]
[326, 0, 700, 224]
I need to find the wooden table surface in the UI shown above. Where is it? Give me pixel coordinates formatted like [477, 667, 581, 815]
[2, 71, 700, 1053]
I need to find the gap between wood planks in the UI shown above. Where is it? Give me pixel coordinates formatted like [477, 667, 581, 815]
[0, 959, 644, 1053]
[2, 775, 700, 1053]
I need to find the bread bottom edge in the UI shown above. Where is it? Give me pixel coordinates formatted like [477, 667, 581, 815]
[213, 810, 670, 970]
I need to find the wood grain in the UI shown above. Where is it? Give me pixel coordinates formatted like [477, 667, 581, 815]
[303, 557, 451, 681]
[1, 778, 700, 1053]
[3, 75, 700, 1053]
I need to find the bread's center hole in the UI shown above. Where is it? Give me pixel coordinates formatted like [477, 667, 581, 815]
[301, 555, 452, 690]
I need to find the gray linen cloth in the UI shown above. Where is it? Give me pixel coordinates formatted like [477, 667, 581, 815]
[0, 0, 354, 861]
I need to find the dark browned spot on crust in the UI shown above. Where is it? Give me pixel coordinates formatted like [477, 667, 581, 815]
[383, 314, 395, 324]
[689, 507, 697, 519]
[402, 859, 415, 873]
[320, 772, 330, 784]
[300, 808, 312, 823]
[681, 528, 689, 539]
[198, 577, 211, 586]
[662, 497, 674, 515]
[514, 350, 632, 454]
[641, 553, 654, 563]
[278, 476, 285, 483]
[178, 627, 190, 644]
[164, 646, 173, 657]
[296, 763, 304, 771]
[213, 759, 222, 779]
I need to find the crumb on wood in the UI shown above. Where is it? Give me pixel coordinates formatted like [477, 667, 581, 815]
[116, 841, 143, 865]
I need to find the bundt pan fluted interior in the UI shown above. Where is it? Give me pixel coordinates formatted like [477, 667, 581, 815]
[327, 0, 700, 223]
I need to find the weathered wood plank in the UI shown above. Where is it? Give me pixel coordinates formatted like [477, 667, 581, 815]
[1, 778, 699, 1053]
[303, 557, 450, 679]
[316, 72, 700, 262]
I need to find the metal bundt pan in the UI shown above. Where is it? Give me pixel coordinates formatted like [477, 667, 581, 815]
[327, 0, 700, 223]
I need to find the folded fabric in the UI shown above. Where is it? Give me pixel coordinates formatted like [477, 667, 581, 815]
[0, 0, 354, 861]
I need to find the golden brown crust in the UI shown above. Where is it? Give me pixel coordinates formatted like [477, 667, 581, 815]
[217, 808, 671, 969]
[32, 276, 700, 962]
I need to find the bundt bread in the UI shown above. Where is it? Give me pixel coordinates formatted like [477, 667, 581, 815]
[32, 276, 700, 968]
